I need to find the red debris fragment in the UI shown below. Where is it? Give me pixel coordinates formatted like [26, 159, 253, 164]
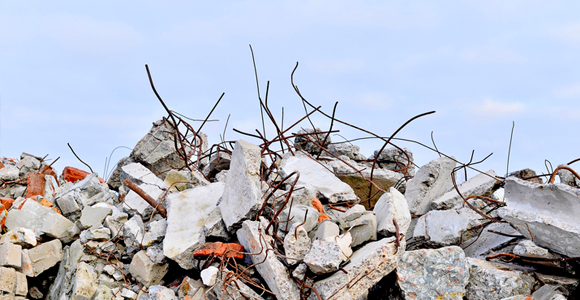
[0, 161, 4, 169]
[26, 172, 46, 199]
[193, 242, 244, 260]
[0, 197, 14, 210]
[62, 166, 105, 184]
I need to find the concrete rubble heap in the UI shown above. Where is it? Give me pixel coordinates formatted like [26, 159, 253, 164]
[1, 116, 580, 300]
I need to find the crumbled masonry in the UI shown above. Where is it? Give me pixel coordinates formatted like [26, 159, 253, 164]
[2, 113, 580, 300]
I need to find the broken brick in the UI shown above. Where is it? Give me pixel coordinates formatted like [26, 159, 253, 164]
[193, 242, 244, 260]
[311, 197, 324, 213]
[318, 214, 331, 222]
[26, 172, 46, 199]
[62, 166, 105, 183]
[0, 198, 14, 210]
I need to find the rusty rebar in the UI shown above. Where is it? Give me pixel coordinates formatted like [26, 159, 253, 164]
[122, 178, 167, 217]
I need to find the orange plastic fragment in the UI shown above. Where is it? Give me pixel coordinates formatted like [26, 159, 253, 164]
[26, 172, 46, 199]
[193, 242, 245, 260]
[63, 166, 105, 183]
[0, 197, 14, 210]
[39, 198, 53, 208]
[318, 214, 331, 222]
[311, 197, 324, 213]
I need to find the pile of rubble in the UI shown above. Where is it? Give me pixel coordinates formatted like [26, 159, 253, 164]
[1, 117, 580, 300]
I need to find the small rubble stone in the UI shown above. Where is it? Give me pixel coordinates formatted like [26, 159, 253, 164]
[414, 207, 486, 246]
[284, 224, 311, 265]
[303, 240, 344, 274]
[465, 257, 535, 300]
[30, 286, 43, 299]
[509, 168, 542, 184]
[328, 143, 366, 161]
[345, 211, 377, 247]
[142, 218, 167, 246]
[26, 239, 63, 276]
[129, 250, 168, 287]
[0, 164, 19, 181]
[200, 266, 219, 286]
[237, 220, 301, 300]
[0, 267, 16, 293]
[146, 245, 166, 264]
[79, 206, 112, 229]
[14, 271, 27, 296]
[397, 246, 470, 300]
[104, 212, 128, 238]
[213, 272, 266, 300]
[294, 128, 331, 155]
[177, 277, 205, 299]
[312, 221, 340, 241]
[72, 262, 99, 300]
[405, 156, 456, 215]
[81, 225, 111, 241]
[121, 288, 138, 299]
[499, 177, 580, 256]
[0, 228, 36, 247]
[280, 154, 358, 203]
[0, 242, 22, 268]
[369, 146, 415, 177]
[5, 198, 70, 238]
[292, 263, 308, 281]
[557, 164, 580, 187]
[431, 169, 498, 210]
[219, 140, 262, 231]
[41, 211, 75, 239]
[123, 215, 145, 247]
[513, 240, 553, 257]
[309, 236, 404, 300]
[144, 285, 177, 300]
[163, 182, 224, 269]
[374, 187, 411, 237]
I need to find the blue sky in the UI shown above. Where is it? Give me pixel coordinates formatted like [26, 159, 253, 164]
[2, 1, 580, 180]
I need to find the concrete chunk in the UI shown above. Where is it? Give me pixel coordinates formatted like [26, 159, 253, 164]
[122, 163, 168, 216]
[277, 205, 320, 235]
[397, 246, 469, 299]
[461, 223, 521, 258]
[14, 271, 27, 296]
[0, 267, 16, 293]
[374, 187, 411, 237]
[0, 242, 22, 268]
[498, 177, 580, 256]
[308, 236, 404, 300]
[345, 211, 377, 247]
[26, 239, 63, 276]
[431, 170, 498, 210]
[237, 220, 301, 300]
[280, 154, 358, 203]
[6, 198, 65, 238]
[465, 258, 535, 300]
[405, 156, 456, 215]
[303, 240, 344, 274]
[284, 224, 311, 265]
[414, 207, 487, 246]
[200, 266, 219, 286]
[145, 285, 178, 300]
[163, 182, 224, 269]
[219, 140, 263, 231]
[72, 262, 98, 300]
[41, 212, 75, 239]
[129, 250, 168, 287]
[79, 206, 112, 229]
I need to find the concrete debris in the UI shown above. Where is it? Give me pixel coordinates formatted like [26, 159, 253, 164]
[369, 146, 415, 177]
[129, 250, 169, 287]
[397, 246, 469, 300]
[280, 153, 358, 203]
[498, 176, 580, 256]
[309, 236, 404, 300]
[431, 169, 498, 210]
[303, 240, 345, 274]
[163, 182, 224, 269]
[4, 116, 580, 300]
[373, 187, 411, 237]
[219, 140, 263, 231]
[465, 258, 535, 300]
[237, 220, 301, 300]
[509, 168, 543, 184]
[405, 156, 456, 215]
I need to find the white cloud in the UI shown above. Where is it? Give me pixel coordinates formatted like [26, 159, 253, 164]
[476, 99, 525, 116]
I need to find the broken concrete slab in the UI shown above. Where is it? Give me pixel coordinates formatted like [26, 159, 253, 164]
[397, 246, 469, 300]
[498, 177, 580, 256]
[26, 239, 63, 276]
[431, 169, 498, 210]
[54, 173, 115, 221]
[130, 118, 194, 177]
[163, 182, 224, 269]
[277, 205, 320, 235]
[79, 206, 113, 229]
[5, 198, 72, 238]
[414, 207, 487, 246]
[303, 239, 344, 274]
[14, 270, 27, 296]
[373, 187, 411, 237]
[461, 222, 521, 258]
[0, 267, 16, 294]
[280, 154, 358, 203]
[237, 220, 301, 300]
[294, 127, 332, 155]
[312, 221, 340, 241]
[219, 140, 263, 231]
[405, 156, 456, 215]
[465, 257, 535, 300]
[72, 261, 99, 300]
[41, 212, 75, 240]
[129, 250, 169, 287]
[308, 236, 404, 300]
